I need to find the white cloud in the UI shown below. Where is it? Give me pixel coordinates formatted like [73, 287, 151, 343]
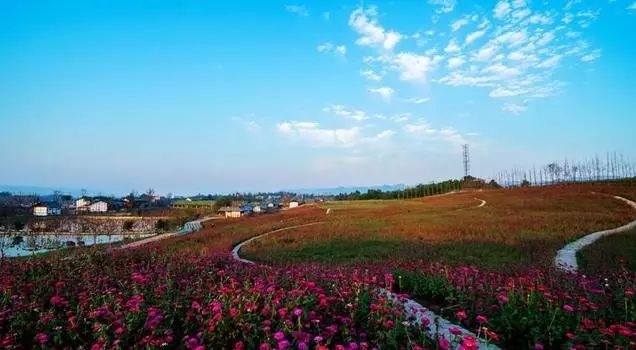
[368, 86, 395, 99]
[360, 69, 383, 81]
[451, 18, 469, 32]
[391, 52, 436, 81]
[317, 42, 347, 57]
[628, 2, 636, 11]
[581, 49, 601, 62]
[473, 45, 498, 61]
[276, 121, 362, 148]
[501, 102, 528, 114]
[429, 0, 457, 14]
[349, 7, 403, 50]
[404, 97, 431, 104]
[494, 1, 512, 19]
[285, 5, 309, 17]
[404, 121, 436, 135]
[444, 39, 461, 53]
[277, 121, 395, 148]
[404, 121, 468, 145]
[536, 55, 562, 68]
[447, 56, 465, 69]
[391, 113, 411, 122]
[465, 30, 486, 45]
[322, 11, 331, 20]
[322, 105, 369, 121]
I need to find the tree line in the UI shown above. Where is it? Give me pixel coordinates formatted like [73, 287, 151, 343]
[335, 179, 469, 200]
[493, 152, 636, 187]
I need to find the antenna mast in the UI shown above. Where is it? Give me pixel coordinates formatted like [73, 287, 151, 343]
[462, 144, 470, 178]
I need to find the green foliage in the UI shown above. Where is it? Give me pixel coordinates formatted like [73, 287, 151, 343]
[393, 270, 456, 306]
[335, 179, 463, 200]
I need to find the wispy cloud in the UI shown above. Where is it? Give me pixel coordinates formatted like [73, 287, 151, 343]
[501, 102, 528, 115]
[429, 0, 457, 14]
[322, 105, 370, 121]
[368, 86, 395, 99]
[276, 121, 394, 148]
[231, 116, 261, 133]
[404, 97, 431, 104]
[360, 69, 383, 81]
[285, 5, 309, 17]
[317, 42, 347, 57]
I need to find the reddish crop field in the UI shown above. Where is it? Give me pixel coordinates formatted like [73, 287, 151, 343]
[242, 185, 636, 269]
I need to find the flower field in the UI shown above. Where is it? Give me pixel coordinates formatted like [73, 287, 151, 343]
[242, 185, 636, 270]
[1, 184, 635, 349]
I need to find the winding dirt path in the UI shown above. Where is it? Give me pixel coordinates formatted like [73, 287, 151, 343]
[554, 195, 636, 273]
[231, 220, 498, 349]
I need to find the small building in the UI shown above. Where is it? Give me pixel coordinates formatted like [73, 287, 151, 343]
[289, 201, 299, 209]
[75, 198, 90, 212]
[47, 207, 62, 215]
[33, 204, 48, 217]
[218, 206, 242, 218]
[89, 201, 108, 213]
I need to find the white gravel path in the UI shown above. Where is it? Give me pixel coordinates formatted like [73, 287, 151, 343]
[231, 221, 499, 349]
[554, 195, 636, 273]
[118, 216, 218, 250]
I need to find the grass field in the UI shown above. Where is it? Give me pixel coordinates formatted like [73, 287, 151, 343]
[578, 227, 636, 274]
[241, 185, 636, 270]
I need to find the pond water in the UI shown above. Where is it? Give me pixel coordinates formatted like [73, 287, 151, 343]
[0, 233, 154, 258]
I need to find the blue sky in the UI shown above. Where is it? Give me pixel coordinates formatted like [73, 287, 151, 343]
[1, 0, 635, 195]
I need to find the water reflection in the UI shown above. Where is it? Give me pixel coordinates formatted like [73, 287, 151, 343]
[0, 233, 153, 257]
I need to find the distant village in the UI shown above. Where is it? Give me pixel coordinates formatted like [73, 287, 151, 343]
[0, 190, 324, 220]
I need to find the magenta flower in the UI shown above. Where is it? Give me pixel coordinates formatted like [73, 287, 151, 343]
[293, 307, 303, 317]
[562, 304, 574, 312]
[34, 333, 49, 344]
[273, 331, 285, 341]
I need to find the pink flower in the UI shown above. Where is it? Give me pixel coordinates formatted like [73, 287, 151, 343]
[438, 338, 450, 350]
[273, 331, 285, 341]
[34, 333, 49, 344]
[456, 310, 467, 320]
[497, 294, 509, 303]
[50, 295, 68, 307]
[449, 327, 462, 336]
[293, 308, 303, 317]
[476, 315, 488, 324]
[562, 304, 574, 312]
[534, 343, 544, 350]
[461, 336, 478, 350]
[259, 343, 271, 350]
[383, 319, 394, 329]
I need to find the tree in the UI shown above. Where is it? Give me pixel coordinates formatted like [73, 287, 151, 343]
[213, 197, 233, 211]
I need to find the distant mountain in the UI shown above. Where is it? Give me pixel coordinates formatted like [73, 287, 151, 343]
[0, 185, 87, 197]
[283, 184, 406, 196]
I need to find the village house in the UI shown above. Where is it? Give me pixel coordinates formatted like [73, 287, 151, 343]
[289, 201, 299, 209]
[33, 204, 48, 217]
[218, 206, 242, 218]
[75, 198, 90, 212]
[89, 201, 108, 213]
[47, 204, 62, 215]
